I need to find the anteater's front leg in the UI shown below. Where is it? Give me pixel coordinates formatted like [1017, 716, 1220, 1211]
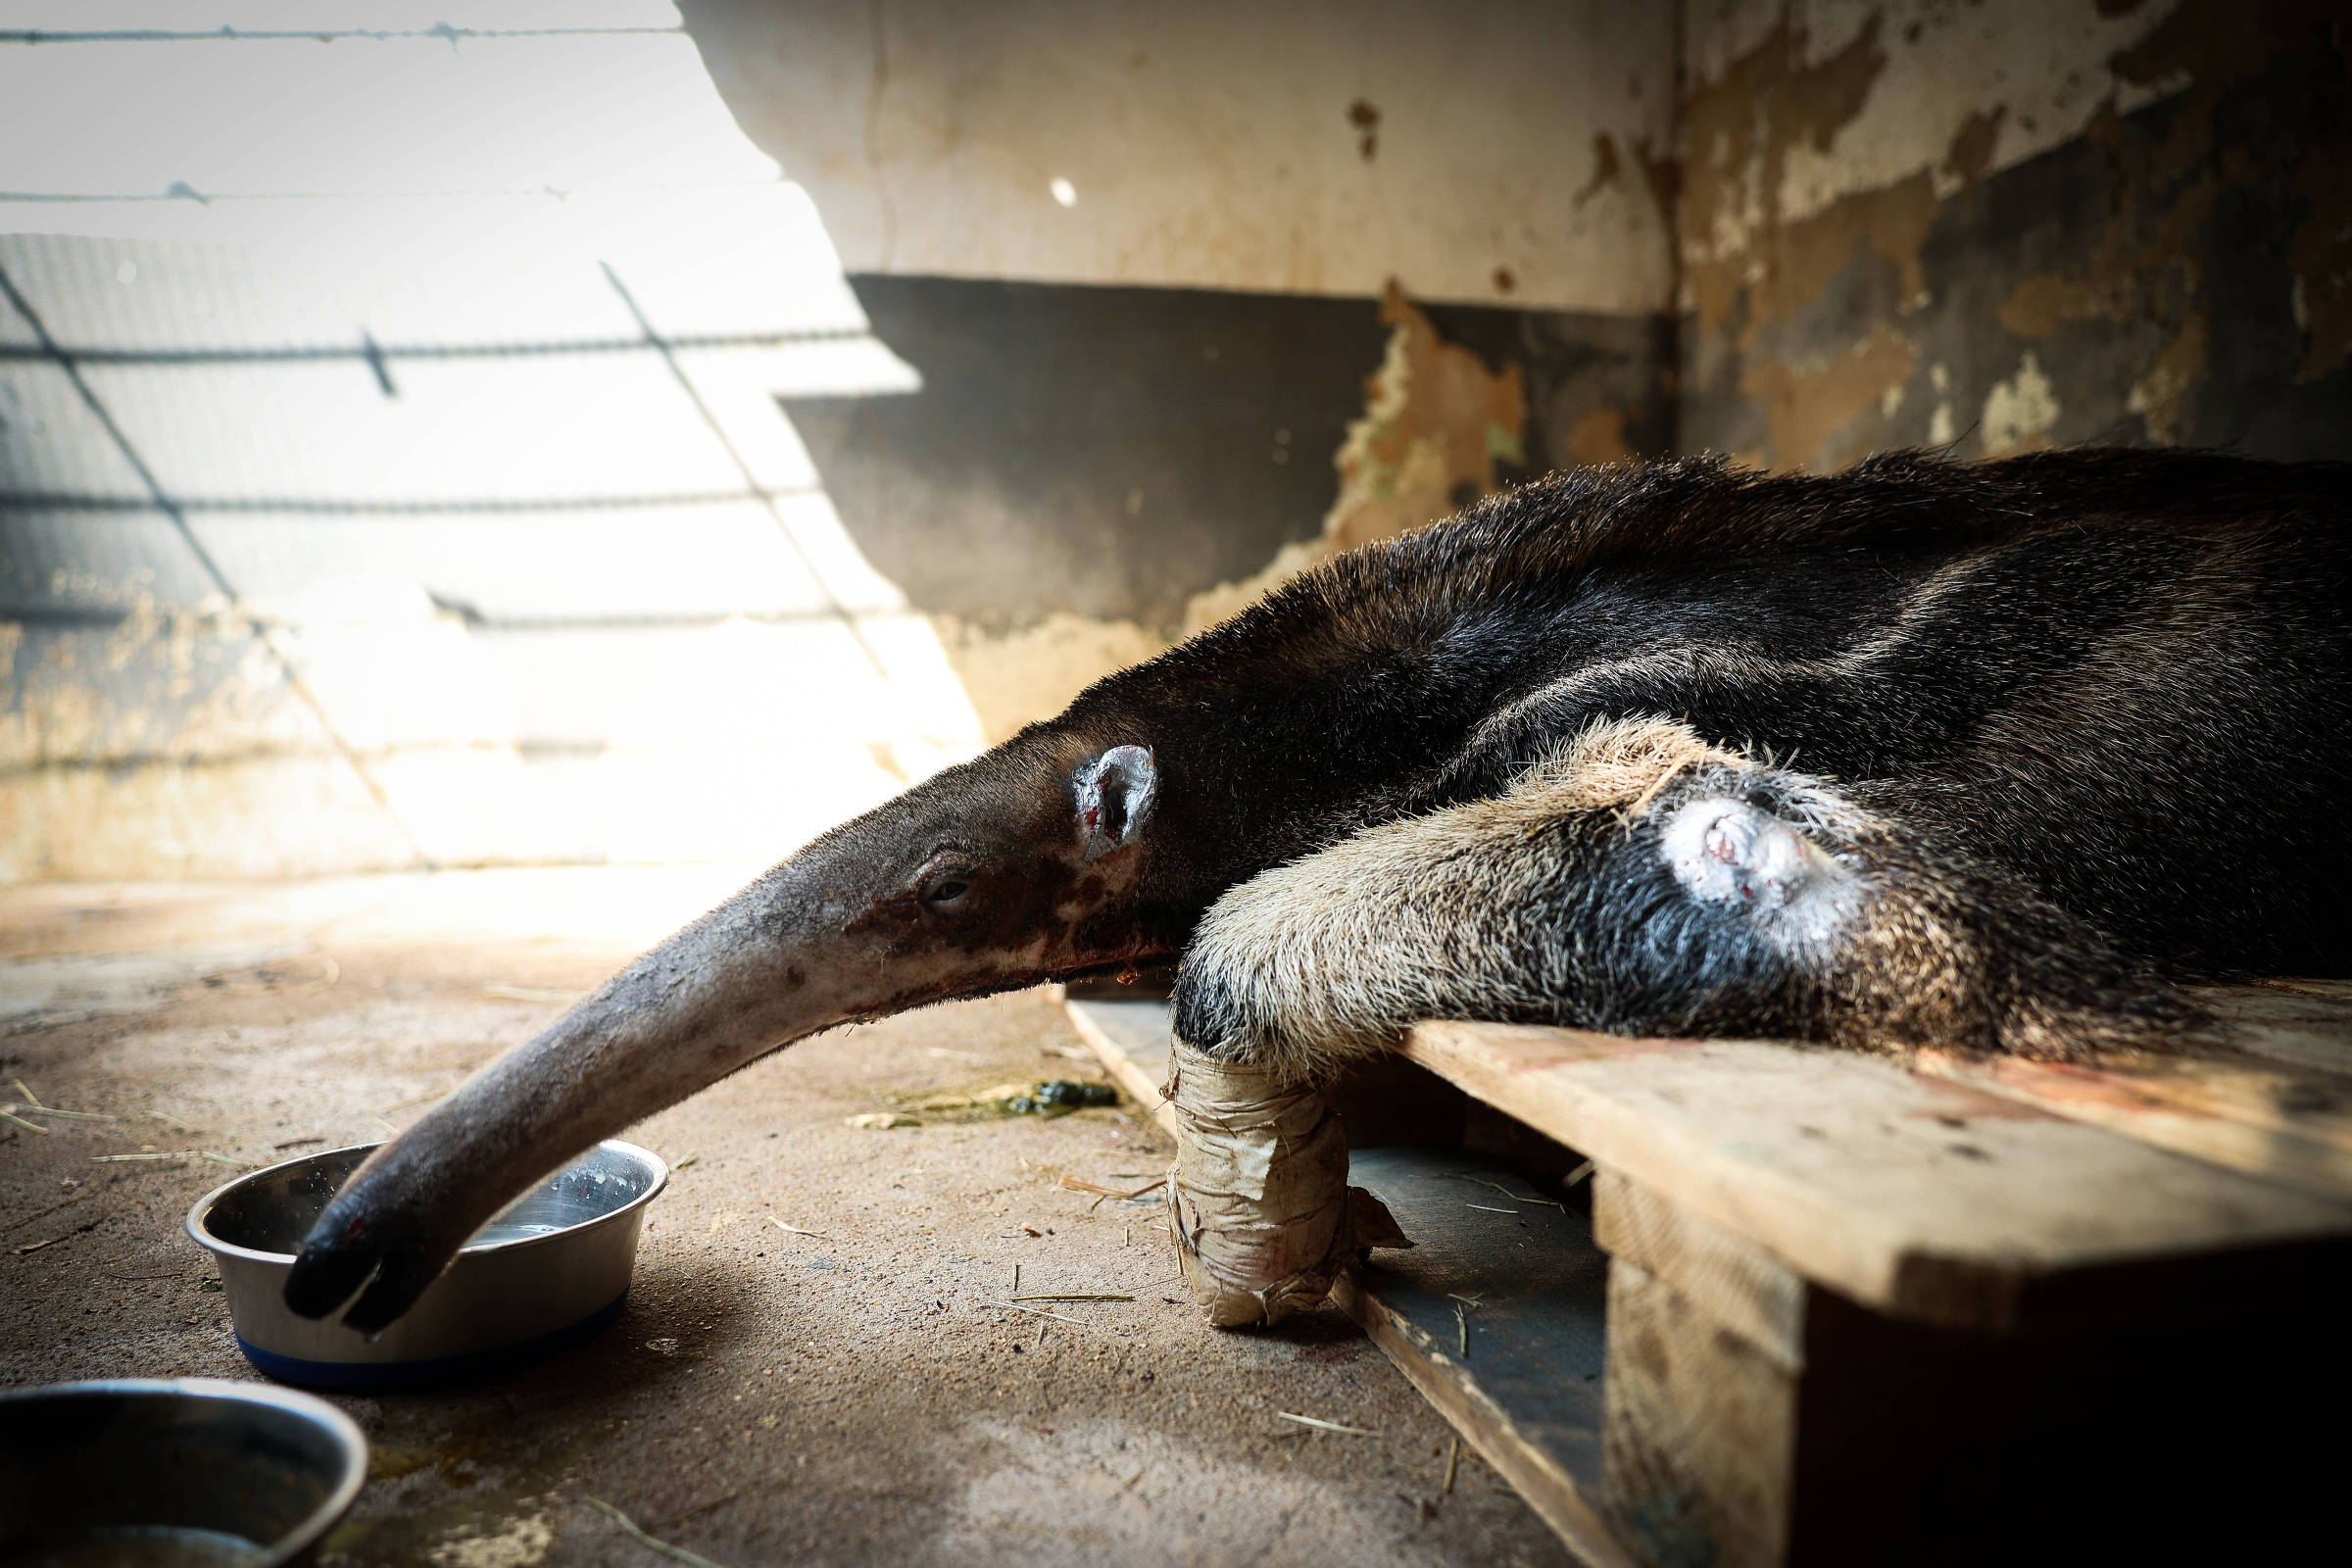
[1161, 718, 2190, 1325]
[1173, 717, 2185, 1084]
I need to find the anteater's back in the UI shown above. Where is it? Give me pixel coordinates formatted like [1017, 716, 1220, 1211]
[1140, 448, 2352, 977]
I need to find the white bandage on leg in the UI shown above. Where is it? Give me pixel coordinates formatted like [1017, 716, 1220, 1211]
[1163, 1039, 1410, 1327]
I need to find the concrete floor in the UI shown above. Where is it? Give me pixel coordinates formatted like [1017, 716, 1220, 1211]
[0, 869, 1575, 1568]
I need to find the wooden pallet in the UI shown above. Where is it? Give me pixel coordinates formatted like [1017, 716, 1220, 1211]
[1066, 992, 2352, 1566]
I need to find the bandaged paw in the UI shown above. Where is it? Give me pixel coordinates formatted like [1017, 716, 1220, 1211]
[1163, 1039, 1410, 1327]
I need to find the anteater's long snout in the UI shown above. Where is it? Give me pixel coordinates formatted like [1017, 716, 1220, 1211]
[282, 731, 1162, 1335]
[281, 870, 841, 1335]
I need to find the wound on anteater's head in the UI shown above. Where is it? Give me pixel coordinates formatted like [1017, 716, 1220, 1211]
[1074, 744, 1158, 861]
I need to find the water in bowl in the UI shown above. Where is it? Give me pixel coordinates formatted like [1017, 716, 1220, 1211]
[460, 1159, 650, 1250]
[465, 1218, 568, 1246]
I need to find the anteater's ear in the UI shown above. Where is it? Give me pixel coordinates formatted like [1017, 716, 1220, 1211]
[1075, 745, 1158, 861]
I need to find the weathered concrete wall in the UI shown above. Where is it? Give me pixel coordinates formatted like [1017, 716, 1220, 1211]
[782, 276, 1675, 743]
[781, 280, 1674, 632]
[683, 0, 1684, 739]
[1676, 0, 2352, 467]
[677, 0, 1677, 314]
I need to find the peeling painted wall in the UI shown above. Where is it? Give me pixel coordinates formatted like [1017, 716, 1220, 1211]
[689, 2, 1686, 740]
[760, 0, 2351, 743]
[677, 0, 1678, 314]
[814, 281, 1637, 746]
[1182, 286, 1544, 636]
[1676, 0, 2352, 468]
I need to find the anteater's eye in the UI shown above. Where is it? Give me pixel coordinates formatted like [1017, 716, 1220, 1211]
[921, 877, 971, 911]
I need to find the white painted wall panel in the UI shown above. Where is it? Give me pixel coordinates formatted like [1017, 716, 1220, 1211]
[686, 0, 1678, 312]
[190, 507, 836, 624]
[0, 32, 770, 197]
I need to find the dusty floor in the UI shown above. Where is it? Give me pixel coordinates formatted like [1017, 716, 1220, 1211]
[0, 868, 1575, 1568]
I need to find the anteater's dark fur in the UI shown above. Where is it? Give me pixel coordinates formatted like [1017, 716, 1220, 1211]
[1032, 448, 2352, 1069]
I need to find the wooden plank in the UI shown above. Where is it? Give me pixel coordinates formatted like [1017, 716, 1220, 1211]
[1591, 1172, 1804, 1372]
[1913, 1043, 2352, 1201]
[1900, 985, 2352, 1200]
[1336, 1147, 1634, 1568]
[2196, 980, 2352, 1072]
[1061, 996, 1176, 1136]
[1599, 1260, 1796, 1568]
[1402, 1020, 2352, 1330]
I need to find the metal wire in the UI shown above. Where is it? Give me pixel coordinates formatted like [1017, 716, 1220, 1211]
[0, 488, 815, 515]
[0, 326, 869, 366]
[598, 260, 894, 682]
[0, 257, 436, 866]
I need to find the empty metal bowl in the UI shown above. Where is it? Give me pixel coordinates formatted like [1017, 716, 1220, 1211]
[0, 1377, 367, 1566]
[188, 1140, 666, 1390]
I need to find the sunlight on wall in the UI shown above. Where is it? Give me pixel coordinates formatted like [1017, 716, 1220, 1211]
[0, 1, 988, 878]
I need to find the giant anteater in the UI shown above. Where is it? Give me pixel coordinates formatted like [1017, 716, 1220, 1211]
[285, 447, 2351, 1332]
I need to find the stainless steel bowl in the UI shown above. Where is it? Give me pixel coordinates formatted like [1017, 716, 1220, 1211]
[188, 1140, 667, 1390]
[0, 1377, 367, 1566]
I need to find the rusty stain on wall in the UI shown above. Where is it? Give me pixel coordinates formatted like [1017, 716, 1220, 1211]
[1940, 106, 2008, 193]
[934, 284, 1540, 741]
[0, 605, 408, 881]
[1740, 323, 1919, 470]
[1565, 406, 1636, 466]
[1682, 0, 2352, 469]
[1, 605, 299, 778]
[1679, 10, 1897, 344]
[1187, 282, 1528, 628]
[1984, 0, 2348, 440]
[1577, 132, 1624, 206]
[1320, 283, 1527, 553]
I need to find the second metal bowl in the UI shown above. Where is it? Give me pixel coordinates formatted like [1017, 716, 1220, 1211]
[188, 1140, 667, 1390]
[0, 1378, 367, 1566]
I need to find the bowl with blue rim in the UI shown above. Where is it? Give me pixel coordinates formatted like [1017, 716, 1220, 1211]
[187, 1140, 666, 1390]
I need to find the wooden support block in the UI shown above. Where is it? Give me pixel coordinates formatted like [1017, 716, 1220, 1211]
[1600, 1259, 1796, 1568]
[1594, 1183, 2352, 1567]
[1067, 998, 2352, 1565]
[1402, 1019, 2352, 1331]
[1592, 1171, 1803, 1372]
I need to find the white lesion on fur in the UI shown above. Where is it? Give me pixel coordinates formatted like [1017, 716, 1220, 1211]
[1181, 715, 1877, 1083]
[1661, 795, 1864, 958]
